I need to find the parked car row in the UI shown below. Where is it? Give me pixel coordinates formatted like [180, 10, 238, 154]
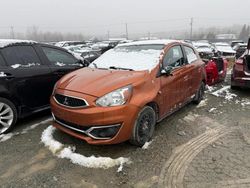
[0, 38, 248, 147]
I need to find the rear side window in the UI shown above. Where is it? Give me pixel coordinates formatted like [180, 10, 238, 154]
[2, 46, 41, 68]
[41, 47, 78, 66]
[184, 46, 198, 64]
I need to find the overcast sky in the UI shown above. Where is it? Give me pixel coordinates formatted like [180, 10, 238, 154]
[1, 0, 250, 37]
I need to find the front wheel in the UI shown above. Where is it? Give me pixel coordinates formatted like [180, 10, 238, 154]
[129, 106, 156, 147]
[193, 82, 205, 104]
[0, 98, 17, 134]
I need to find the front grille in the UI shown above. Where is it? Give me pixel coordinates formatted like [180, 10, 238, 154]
[54, 94, 87, 108]
[54, 116, 90, 131]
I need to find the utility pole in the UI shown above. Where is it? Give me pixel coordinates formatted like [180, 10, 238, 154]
[10, 26, 15, 39]
[125, 23, 128, 40]
[190, 18, 193, 40]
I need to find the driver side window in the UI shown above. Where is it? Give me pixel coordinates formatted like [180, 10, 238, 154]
[163, 46, 184, 68]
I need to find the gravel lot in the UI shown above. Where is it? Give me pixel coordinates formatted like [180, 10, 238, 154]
[0, 74, 249, 188]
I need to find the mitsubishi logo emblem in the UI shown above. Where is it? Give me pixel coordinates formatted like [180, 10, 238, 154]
[63, 97, 69, 105]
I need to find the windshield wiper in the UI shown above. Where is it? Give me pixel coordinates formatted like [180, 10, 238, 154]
[109, 66, 134, 71]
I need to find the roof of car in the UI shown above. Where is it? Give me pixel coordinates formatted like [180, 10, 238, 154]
[0, 39, 37, 48]
[117, 39, 183, 47]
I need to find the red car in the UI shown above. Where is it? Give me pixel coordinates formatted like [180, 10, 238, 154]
[205, 57, 228, 86]
[231, 39, 250, 89]
[199, 52, 228, 86]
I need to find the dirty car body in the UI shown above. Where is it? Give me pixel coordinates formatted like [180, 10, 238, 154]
[50, 40, 206, 146]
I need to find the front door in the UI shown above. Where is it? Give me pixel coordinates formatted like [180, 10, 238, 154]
[160, 45, 187, 116]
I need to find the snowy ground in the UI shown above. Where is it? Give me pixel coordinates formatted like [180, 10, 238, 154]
[0, 77, 249, 187]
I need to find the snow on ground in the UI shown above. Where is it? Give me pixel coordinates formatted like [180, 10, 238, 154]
[0, 118, 52, 143]
[41, 126, 131, 170]
[183, 113, 200, 122]
[197, 99, 208, 108]
[0, 72, 7, 77]
[211, 86, 237, 101]
[241, 100, 250, 107]
[21, 118, 53, 134]
[206, 86, 217, 92]
[0, 133, 17, 142]
[208, 108, 217, 113]
[142, 141, 153, 150]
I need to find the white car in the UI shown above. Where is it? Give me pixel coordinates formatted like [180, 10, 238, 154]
[213, 43, 236, 58]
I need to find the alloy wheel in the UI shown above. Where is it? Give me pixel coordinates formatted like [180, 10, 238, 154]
[0, 102, 14, 134]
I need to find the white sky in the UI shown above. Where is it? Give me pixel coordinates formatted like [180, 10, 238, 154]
[1, 0, 250, 37]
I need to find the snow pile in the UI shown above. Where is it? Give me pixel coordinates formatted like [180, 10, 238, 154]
[90, 48, 162, 71]
[41, 126, 131, 169]
[212, 86, 237, 101]
[0, 72, 7, 77]
[142, 141, 153, 150]
[41, 126, 64, 154]
[11, 63, 40, 69]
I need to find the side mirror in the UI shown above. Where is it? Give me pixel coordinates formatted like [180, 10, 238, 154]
[161, 66, 173, 76]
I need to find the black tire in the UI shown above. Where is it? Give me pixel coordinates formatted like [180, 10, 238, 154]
[193, 82, 205, 104]
[230, 85, 239, 90]
[0, 97, 17, 134]
[129, 106, 156, 147]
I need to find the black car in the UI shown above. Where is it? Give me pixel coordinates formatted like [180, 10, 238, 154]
[0, 39, 85, 134]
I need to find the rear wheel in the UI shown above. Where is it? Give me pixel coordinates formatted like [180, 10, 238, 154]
[0, 98, 17, 134]
[130, 106, 156, 147]
[193, 82, 205, 104]
[231, 85, 239, 90]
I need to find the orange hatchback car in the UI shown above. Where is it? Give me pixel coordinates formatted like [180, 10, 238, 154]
[51, 40, 206, 146]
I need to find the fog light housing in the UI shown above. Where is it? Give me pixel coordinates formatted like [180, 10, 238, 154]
[88, 124, 121, 139]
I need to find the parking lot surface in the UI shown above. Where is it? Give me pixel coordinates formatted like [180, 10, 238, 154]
[0, 75, 250, 188]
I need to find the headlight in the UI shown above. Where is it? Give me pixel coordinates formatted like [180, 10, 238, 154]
[96, 85, 132, 107]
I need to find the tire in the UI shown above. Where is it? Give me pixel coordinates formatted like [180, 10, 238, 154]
[230, 85, 239, 90]
[0, 98, 17, 134]
[129, 106, 156, 147]
[193, 82, 205, 104]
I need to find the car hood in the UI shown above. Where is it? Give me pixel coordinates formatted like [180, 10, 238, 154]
[57, 67, 147, 97]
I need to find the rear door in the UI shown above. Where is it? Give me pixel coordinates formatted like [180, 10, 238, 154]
[37, 45, 83, 84]
[183, 45, 202, 97]
[0, 45, 52, 110]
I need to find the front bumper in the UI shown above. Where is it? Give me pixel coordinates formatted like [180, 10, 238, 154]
[50, 89, 140, 145]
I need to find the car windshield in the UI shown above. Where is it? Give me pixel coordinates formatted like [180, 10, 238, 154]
[89, 44, 164, 71]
